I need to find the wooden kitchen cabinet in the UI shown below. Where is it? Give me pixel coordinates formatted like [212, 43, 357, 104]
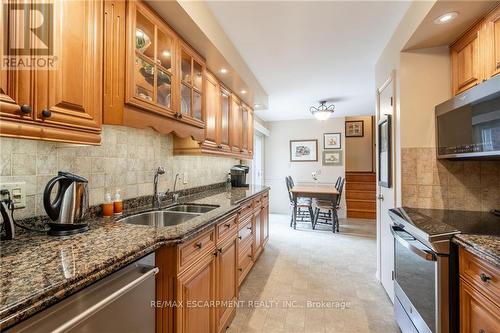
[0, 0, 102, 144]
[451, 22, 482, 95]
[177, 252, 217, 333]
[459, 246, 500, 333]
[125, 0, 177, 117]
[230, 94, 242, 154]
[484, 5, 500, 79]
[261, 195, 269, 247]
[215, 235, 238, 333]
[253, 204, 262, 259]
[450, 4, 500, 95]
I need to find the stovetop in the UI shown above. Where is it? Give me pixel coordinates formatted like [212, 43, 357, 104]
[390, 207, 500, 238]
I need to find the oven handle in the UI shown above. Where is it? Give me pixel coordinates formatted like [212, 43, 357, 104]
[390, 226, 437, 262]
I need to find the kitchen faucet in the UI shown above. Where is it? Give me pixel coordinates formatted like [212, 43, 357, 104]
[172, 173, 180, 203]
[153, 167, 168, 209]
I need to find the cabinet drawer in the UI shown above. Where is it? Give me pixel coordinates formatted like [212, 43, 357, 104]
[238, 241, 253, 285]
[460, 279, 500, 333]
[239, 200, 253, 220]
[238, 216, 253, 246]
[459, 247, 500, 306]
[262, 192, 269, 206]
[216, 213, 238, 243]
[178, 228, 216, 273]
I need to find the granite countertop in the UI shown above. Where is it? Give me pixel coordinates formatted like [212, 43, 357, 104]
[453, 234, 500, 267]
[0, 185, 269, 329]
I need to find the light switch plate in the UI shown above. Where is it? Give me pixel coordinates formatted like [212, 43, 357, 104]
[0, 182, 26, 209]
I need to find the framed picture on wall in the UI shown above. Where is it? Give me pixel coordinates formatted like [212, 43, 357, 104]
[345, 120, 364, 137]
[322, 150, 343, 166]
[378, 114, 391, 188]
[323, 133, 341, 149]
[290, 140, 318, 162]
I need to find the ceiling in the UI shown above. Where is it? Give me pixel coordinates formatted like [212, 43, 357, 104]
[207, 1, 411, 122]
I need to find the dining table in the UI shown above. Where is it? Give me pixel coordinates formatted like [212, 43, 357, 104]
[290, 184, 339, 229]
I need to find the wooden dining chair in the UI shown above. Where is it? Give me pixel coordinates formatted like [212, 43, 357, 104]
[313, 178, 345, 232]
[285, 176, 314, 227]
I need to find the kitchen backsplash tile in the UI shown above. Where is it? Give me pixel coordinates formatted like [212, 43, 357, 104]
[402, 147, 500, 211]
[0, 125, 238, 218]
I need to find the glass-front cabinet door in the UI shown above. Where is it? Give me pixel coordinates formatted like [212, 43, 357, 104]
[126, 2, 176, 116]
[179, 41, 205, 127]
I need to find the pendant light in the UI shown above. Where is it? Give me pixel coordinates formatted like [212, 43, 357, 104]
[310, 101, 335, 121]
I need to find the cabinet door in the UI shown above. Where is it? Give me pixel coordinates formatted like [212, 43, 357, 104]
[253, 211, 262, 258]
[126, 1, 177, 117]
[451, 24, 482, 95]
[460, 280, 500, 333]
[261, 204, 269, 246]
[241, 105, 249, 154]
[248, 108, 254, 157]
[216, 237, 237, 333]
[179, 42, 205, 127]
[219, 87, 231, 151]
[0, 1, 34, 120]
[485, 6, 500, 79]
[204, 72, 219, 148]
[230, 95, 241, 153]
[177, 254, 216, 333]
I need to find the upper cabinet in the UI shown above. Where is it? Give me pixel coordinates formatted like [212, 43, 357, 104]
[0, 0, 102, 144]
[451, 4, 500, 95]
[484, 5, 500, 79]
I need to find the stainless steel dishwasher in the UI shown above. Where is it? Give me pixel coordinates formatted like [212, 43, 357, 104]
[7, 253, 158, 333]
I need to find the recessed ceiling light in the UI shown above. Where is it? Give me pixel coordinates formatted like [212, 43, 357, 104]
[254, 104, 261, 108]
[434, 11, 458, 24]
[240, 90, 247, 94]
[162, 50, 171, 57]
[220, 68, 228, 74]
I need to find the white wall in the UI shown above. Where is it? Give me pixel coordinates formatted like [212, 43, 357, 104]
[345, 116, 375, 172]
[264, 118, 346, 216]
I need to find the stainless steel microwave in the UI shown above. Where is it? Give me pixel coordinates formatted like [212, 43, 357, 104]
[435, 74, 500, 159]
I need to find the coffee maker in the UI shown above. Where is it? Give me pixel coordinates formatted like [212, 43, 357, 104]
[230, 165, 249, 187]
[43, 172, 89, 236]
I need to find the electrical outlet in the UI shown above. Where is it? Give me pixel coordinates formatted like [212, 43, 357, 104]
[183, 172, 188, 184]
[0, 182, 26, 209]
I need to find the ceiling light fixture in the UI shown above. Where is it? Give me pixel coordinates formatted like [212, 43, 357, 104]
[434, 11, 458, 24]
[240, 90, 247, 94]
[220, 68, 228, 74]
[310, 101, 335, 121]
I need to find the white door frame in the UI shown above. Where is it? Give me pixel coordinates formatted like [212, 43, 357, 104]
[376, 71, 398, 301]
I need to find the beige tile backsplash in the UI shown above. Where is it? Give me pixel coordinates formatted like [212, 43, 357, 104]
[402, 147, 500, 211]
[0, 125, 238, 218]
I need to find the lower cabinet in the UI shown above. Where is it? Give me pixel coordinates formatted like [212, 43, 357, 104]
[253, 209, 262, 259]
[261, 202, 269, 247]
[155, 191, 270, 333]
[459, 246, 500, 333]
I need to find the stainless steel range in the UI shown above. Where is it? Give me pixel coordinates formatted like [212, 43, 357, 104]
[388, 208, 500, 333]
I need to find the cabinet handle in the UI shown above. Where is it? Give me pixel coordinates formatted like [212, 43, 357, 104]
[218, 248, 222, 253]
[248, 254, 252, 258]
[238, 268, 243, 272]
[237, 236, 242, 240]
[195, 242, 202, 249]
[224, 223, 231, 228]
[41, 108, 51, 118]
[217, 145, 223, 149]
[496, 61, 500, 69]
[479, 330, 486, 333]
[480, 273, 491, 283]
[20, 104, 32, 115]
[213, 250, 218, 257]
[247, 226, 252, 230]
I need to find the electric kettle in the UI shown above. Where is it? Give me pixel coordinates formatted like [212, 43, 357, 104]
[43, 171, 89, 236]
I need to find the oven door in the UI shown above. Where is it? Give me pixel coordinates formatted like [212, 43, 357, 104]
[391, 225, 438, 333]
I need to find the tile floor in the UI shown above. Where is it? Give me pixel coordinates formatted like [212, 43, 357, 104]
[228, 214, 399, 333]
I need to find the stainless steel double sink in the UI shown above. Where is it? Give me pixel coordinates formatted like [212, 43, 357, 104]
[119, 204, 219, 227]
